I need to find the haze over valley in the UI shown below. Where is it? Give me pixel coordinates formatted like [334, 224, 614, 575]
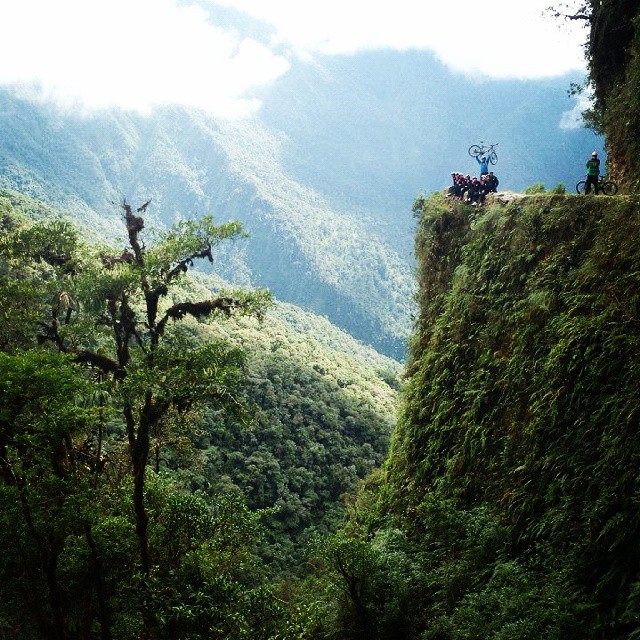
[0, 47, 598, 358]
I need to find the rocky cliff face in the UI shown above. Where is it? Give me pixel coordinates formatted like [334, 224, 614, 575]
[330, 192, 640, 639]
[587, 0, 640, 189]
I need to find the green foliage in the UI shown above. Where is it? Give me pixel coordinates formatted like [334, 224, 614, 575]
[412, 193, 430, 218]
[0, 351, 103, 639]
[424, 560, 579, 640]
[0, 209, 82, 350]
[550, 183, 567, 194]
[524, 182, 546, 194]
[179, 287, 400, 571]
[0, 200, 304, 639]
[600, 12, 640, 191]
[0, 193, 400, 638]
[521, 183, 565, 196]
[307, 526, 419, 640]
[315, 193, 640, 639]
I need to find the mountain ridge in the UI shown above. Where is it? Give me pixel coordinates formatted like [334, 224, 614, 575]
[0, 50, 599, 358]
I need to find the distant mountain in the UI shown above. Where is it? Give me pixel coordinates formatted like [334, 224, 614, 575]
[0, 51, 599, 358]
[256, 51, 600, 223]
[0, 185, 401, 574]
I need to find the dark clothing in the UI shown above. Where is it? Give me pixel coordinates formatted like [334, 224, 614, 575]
[446, 172, 498, 204]
[585, 174, 599, 195]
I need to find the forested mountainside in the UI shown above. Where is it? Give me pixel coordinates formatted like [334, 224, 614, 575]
[305, 192, 640, 639]
[299, 6, 640, 638]
[0, 49, 598, 358]
[0, 92, 413, 358]
[0, 190, 399, 638]
[185, 279, 400, 570]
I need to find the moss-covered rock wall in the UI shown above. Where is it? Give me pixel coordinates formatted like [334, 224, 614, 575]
[325, 193, 640, 639]
[587, 2, 640, 190]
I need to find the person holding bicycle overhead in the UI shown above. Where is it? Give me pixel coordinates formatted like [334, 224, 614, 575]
[476, 154, 490, 176]
[585, 151, 601, 194]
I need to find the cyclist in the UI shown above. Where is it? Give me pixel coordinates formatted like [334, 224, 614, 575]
[476, 154, 490, 176]
[486, 172, 499, 193]
[585, 151, 601, 194]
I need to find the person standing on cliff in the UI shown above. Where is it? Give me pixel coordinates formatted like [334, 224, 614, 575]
[585, 151, 601, 194]
[476, 154, 490, 176]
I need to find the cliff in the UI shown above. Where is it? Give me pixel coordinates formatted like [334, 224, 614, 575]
[320, 10, 640, 629]
[321, 192, 640, 640]
[585, 0, 640, 190]
[299, 7, 640, 636]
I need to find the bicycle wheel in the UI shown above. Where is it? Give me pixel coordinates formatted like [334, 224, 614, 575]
[601, 181, 618, 195]
[468, 145, 482, 158]
[489, 151, 498, 165]
[576, 181, 587, 194]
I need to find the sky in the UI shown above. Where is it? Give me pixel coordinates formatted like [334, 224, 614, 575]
[0, 0, 588, 117]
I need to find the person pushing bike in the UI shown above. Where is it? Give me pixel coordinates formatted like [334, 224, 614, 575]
[585, 151, 601, 194]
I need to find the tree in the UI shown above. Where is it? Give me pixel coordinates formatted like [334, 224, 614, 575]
[548, 1, 640, 187]
[546, 2, 592, 22]
[0, 351, 105, 640]
[0, 200, 273, 638]
[41, 202, 261, 569]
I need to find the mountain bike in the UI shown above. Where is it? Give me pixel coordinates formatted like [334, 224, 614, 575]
[575, 176, 618, 195]
[468, 142, 498, 165]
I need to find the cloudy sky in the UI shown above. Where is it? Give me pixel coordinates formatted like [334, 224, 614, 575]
[0, 0, 587, 117]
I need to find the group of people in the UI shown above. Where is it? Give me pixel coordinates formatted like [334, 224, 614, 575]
[446, 171, 500, 205]
[443, 148, 605, 203]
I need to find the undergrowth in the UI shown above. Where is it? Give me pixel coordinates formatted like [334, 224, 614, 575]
[314, 193, 640, 640]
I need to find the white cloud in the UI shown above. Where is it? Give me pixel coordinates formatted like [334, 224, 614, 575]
[0, 0, 289, 117]
[0, 0, 587, 116]
[208, 0, 587, 78]
[560, 91, 593, 129]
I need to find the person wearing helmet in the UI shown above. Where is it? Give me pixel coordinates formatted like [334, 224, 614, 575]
[585, 151, 601, 194]
[476, 154, 490, 176]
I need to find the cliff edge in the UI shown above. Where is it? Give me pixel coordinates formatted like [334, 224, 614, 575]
[332, 192, 640, 639]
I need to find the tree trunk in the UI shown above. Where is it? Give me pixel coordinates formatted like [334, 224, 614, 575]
[132, 435, 151, 575]
[44, 550, 66, 640]
[126, 395, 163, 639]
[84, 523, 112, 640]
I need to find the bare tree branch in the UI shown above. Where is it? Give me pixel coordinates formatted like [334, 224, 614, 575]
[136, 199, 152, 214]
[546, 3, 592, 22]
[154, 297, 240, 343]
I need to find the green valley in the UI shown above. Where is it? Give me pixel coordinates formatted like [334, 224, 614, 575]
[3, 0, 640, 638]
[0, 190, 399, 638]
